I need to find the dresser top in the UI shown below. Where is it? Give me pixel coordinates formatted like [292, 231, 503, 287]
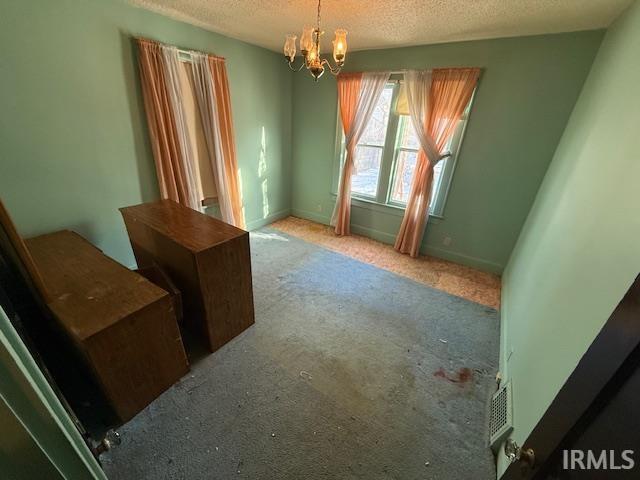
[120, 200, 246, 253]
[26, 230, 167, 341]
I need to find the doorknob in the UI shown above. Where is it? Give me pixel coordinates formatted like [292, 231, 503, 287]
[93, 429, 121, 457]
[505, 438, 536, 470]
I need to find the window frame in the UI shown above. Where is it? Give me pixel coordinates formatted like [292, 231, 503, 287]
[386, 115, 421, 208]
[331, 79, 473, 219]
[349, 82, 400, 202]
[349, 145, 384, 199]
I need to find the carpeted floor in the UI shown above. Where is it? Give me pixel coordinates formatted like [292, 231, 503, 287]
[271, 216, 501, 309]
[102, 228, 499, 479]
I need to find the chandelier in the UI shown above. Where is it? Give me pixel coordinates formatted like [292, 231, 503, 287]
[283, 0, 348, 81]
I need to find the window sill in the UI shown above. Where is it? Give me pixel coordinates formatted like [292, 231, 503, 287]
[331, 193, 443, 222]
[201, 197, 219, 207]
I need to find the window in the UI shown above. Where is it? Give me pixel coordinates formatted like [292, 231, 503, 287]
[177, 61, 218, 207]
[350, 86, 393, 197]
[334, 80, 472, 217]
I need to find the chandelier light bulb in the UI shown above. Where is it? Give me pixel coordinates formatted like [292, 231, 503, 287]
[283, 34, 297, 62]
[333, 29, 347, 65]
[300, 26, 314, 54]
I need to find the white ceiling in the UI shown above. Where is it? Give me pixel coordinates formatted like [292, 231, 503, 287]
[129, 0, 632, 53]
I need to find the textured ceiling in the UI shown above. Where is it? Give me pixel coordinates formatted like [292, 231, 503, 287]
[129, 0, 632, 52]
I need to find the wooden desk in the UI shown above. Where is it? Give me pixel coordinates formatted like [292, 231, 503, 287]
[120, 200, 255, 352]
[26, 230, 189, 422]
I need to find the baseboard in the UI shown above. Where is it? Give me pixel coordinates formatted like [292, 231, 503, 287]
[291, 208, 398, 245]
[498, 278, 510, 380]
[290, 207, 504, 274]
[496, 278, 511, 480]
[290, 208, 331, 225]
[246, 208, 291, 231]
[422, 245, 504, 274]
[349, 223, 397, 244]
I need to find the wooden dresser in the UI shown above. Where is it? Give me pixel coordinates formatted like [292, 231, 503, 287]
[25, 230, 189, 422]
[120, 200, 255, 352]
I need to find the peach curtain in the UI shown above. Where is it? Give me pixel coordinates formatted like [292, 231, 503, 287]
[207, 56, 245, 228]
[395, 68, 480, 257]
[136, 38, 200, 210]
[331, 73, 362, 235]
[188, 52, 245, 228]
[331, 71, 390, 235]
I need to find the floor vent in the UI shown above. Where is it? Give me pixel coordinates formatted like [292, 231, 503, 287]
[489, 381, 513, 450]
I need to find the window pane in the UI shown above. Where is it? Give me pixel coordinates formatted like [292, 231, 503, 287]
[390, 150, 417, 203]
[430, 160, 444, 206]
[352, 146, 382, 197]
[358, 87, 393, 146]
[391, 152, 447, 209]
[399, 117, 420, 150]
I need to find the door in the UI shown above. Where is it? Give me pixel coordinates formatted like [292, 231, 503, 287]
[501, 276, 640, 479]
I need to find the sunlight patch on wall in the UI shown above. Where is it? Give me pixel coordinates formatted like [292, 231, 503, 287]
[259, 127, 269, 219]
[261, 179, 269, 218]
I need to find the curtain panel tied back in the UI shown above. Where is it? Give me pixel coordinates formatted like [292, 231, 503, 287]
[331, 71, 391, 235]
[394, 67, 480, 257]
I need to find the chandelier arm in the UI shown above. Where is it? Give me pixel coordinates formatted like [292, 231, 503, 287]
[287, 58, 307, 72]
[321, 58, 342, 76]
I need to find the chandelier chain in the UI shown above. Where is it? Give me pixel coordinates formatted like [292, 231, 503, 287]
[316, 0, 321, 31]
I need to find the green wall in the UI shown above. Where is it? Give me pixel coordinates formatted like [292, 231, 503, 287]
[0, 1, 605, 274]
[0, 306, 106, 479]
[290, 31, 603, 273]
[0, 0, 292, 267]
[498, 1, 640, 475]
[0, 398, 63, 480]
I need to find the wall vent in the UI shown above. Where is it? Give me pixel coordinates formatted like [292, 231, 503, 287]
[489, 381, 513, 451]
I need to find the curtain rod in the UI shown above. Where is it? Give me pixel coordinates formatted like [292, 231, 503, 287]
[135, 36, 225, 62]
[344, 68, 482, 75]
[339, 70, 405, 74]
